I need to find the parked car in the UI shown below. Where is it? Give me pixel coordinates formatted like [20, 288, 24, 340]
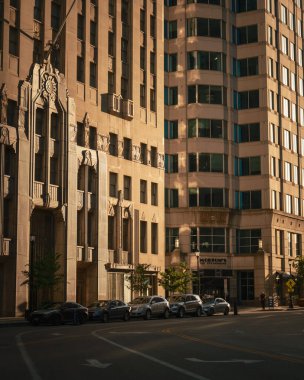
[88, 300, 131, 322]
[169, 294, 203, 318]
[202, 298, 230, 316]
[29, 302, 88, 325]
[129, 296, 170, 320]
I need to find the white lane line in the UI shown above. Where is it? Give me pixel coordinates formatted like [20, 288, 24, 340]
[109, 331, 151, 334]
[186, 357, 262, 364]
[92, 330, 210, 380]
[16, 332, 41, 380]
[83, 359, 112, 368]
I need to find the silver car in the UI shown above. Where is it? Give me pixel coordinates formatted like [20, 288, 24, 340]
[202, 298, 230, 316]
[129, 296, 170, 320]
[169, 294, 203, 318]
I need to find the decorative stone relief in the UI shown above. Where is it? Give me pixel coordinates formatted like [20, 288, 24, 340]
[82, 149, 93, 166]
[83, 113, 90, 148]
[118, 140, 124, 157]
[43, 192, 51, 208]
[132, 144, 141, 162]
[55, 203, 67, 223]
[97, 134, 109, 152]
[147, 150, 151, 165]
[152, 214, 157, 223]
[0, 126, 9, 145]
[18, 107, 25, 131]
[0, 84, 8, 125]
[29, 199, 35, 217]
[69, 123, 77, 143]
[157, 153, 165, 169]
[41, 72, 57, 103]
[141, 212, 146, 221]
[108, 201, 115, 216]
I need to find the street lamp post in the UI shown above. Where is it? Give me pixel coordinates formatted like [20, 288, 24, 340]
[195, 251, 200, 296]
[288, 261, 294, 309]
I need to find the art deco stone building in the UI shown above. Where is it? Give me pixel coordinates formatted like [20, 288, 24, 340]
[165, 0, 304, 304]
[0, 0, 165, 317]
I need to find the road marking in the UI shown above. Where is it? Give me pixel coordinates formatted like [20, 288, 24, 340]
[16, 332, 41, 380]
[186, 357, 262, 364]
[92, 330, 210, 380]
[234, 330, 244, 334]
[51, 333, 63, 336]
[109, 331, 151, 334]
[83, 359, 111, 368]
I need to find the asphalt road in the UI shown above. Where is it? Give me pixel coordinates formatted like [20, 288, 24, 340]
[1, 310, 304, 380]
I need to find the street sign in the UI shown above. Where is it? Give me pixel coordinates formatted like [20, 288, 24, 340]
[286, 278, 296, 292]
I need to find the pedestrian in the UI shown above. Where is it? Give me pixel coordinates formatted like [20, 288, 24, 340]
[260, 292, 266, 310]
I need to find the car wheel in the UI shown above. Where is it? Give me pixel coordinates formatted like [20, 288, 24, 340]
[163, 308, 170, 319]
[224, 307, 229, 315]
[207, 308, 214, 317]
[50, 314, 61, 325]
[123, 311, 130, 321]
[144, 309, 151, 320]
[102, 313, 109, 323]
[177, 308, 185, 318]
[195, 307, 202, 317]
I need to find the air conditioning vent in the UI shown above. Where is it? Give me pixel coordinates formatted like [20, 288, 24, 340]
[122, 99, 134, 120]
[108, 93, 121, 114]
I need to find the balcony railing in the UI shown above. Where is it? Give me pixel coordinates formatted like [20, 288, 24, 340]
[4, 175, 13, 197]
[88, 192, 95, 210]
[76, 246, 84, 261]
[77, 190, 84, 210]
[33, 181, 44, 199]
[85, 247, 94, 262]
[49, 184, 59, 202]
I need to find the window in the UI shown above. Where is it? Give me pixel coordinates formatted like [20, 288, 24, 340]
[165, 120, 178, 139]
[298, 19, 302, 37]
[164, 53, 177, 72]
[300, 78, 304, 96]
[236, 229, 261, 254]
[108, 32, 115, 56]
[269, 90, 275, 111]
[285, 194, 292, 214]
[267, 26, 273, 45]
[90, 62, 97, 88]
[140, 46, 145, 70]
[233, 25, 258, 45]
[234, 123, 260, 143]
[140, 9, 146, 32]
[109, 133, 118, 156]
[232, 0, 257, 12]
[109, 0, 115, 16]
[76, 122, 84, 146]
[150, 52, 156, 75]
[164, 87, 178, 105]
[268, 58, 274, 77]
[272, 190, 277, 209]
[7, 100, 17, 127]
[140, 143, 147, 165]
[199, 153, 227, 173]
[151, 182, 158, 206]
[188, 51, 226, 72]
[9, 27, 18, 56]
[290, 12, 294, 30]
[234, 90, 259, 109]
[290, 42, 295, 60]
[291, 72, 296, 91]
[235, 156, 261, 176]
[123, 175, 131, 200]
[123, 138, 132, 160]
[192, 85, 225, 105]
[35, 153, 43, 182]
[189, 188, 228, 208]
[151, 223, 158, 254]
[281, 35, 288, 55]
[51, 1, 61, 31]
[281, 4, 287, 24]
[298, 48, 303, 66]
[150, 89, 156, 112]
[140, 221, 147, 253]
[187, 18, 225, 39]
[165, 154, 178, 173]
[88, 126, 96, 149]
[109, 172, 117, 197]
[188, 153, 197, 172]
[165, 20, 177, 39]
[77, 56, 84, 83]
[34, 0, 43, 21]
[282, 66, 289, 86]
[233, 57, 258, 77]
[284, 161, 291, 181]
[150, 146, 157, 168]
[293, 165, 298, 184]
[198, 227, 226, 253]
[292, 134, 298, 153]
[77, 14, 84, 40]
[140, 180, 147, 203]
[271, 156, 276, 177]
[140, 84, 146, 108]
[166, 227, 179, 253]
[295, 234, 302, 256]
[235, 190, 262, 209]
[284, 129, 290, 149]
[90, 21, 97, 46]
[282, 98, 290, 118]
[165, 188, 178, 208]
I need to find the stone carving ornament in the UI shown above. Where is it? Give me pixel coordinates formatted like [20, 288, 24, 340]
[0, 84, 8, 125]
[97, 134, 109, 152]
[69, 123, 77, 143]
[41, 73, 57, 103]
[0, 126, 9, 145]
[84, 113, 90, 148]
[132, 144, 141, 161]
[158, 153, 165, 169]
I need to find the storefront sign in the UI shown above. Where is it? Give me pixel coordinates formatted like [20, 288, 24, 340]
[200, 257, 227, 265]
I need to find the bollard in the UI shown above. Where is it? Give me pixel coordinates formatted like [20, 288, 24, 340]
[233, 301, 238, 315]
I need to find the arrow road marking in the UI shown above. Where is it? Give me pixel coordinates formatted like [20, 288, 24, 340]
[186, 358, 262, 364]
[83, 359, 112, 369]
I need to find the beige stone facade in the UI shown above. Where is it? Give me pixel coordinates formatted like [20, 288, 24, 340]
[165, 0, 304, 305]
[0, 0, 165, 317]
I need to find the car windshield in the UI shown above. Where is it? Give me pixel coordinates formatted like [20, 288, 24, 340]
[43, 302, 63, 310]
[170, 296, 185, 302]
[88, 301, 109, 308]
[130, 297, 151, 304]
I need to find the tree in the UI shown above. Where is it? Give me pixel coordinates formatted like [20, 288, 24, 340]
[293, 256, 304, 297]
[22, 253, 64, 306]
[158, 262, 194, 295]
[126, 263, 151, 297]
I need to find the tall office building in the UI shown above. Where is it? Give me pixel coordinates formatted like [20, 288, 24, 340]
[0, 0, 165, 317]
[165, 0, 303, 304]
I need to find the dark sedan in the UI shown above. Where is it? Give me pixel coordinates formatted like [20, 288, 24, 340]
[29, 302, 88, 325]
[88, 300, 131, 322]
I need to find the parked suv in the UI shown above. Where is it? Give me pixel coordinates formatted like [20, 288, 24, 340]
[169, 294, 203, 318]
[129, 296, 170, 320]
